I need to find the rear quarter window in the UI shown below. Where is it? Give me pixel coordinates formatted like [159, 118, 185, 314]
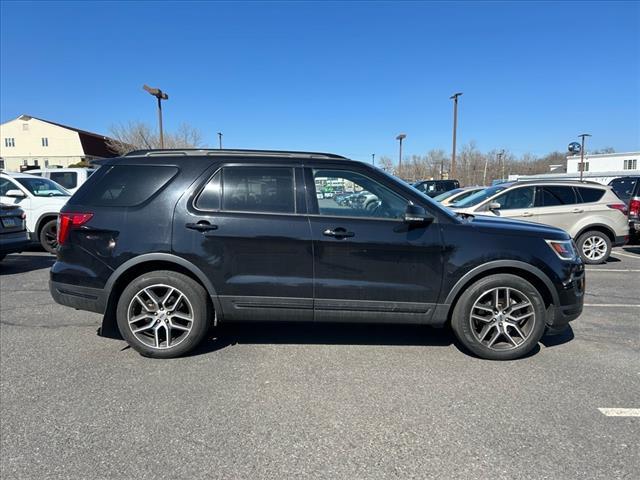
[71, 165, 178, 207]
[577, 187, 605, 203]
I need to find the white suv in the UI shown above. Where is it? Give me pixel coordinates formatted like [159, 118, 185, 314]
[450, 181, 628, 264]
[0, 172, 70, 253]
[28, 168, 96, 194]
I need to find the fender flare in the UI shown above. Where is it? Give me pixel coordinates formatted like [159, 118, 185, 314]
[443, 259, 560, 307]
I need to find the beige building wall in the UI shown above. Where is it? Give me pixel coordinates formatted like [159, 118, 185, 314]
[0, 117, 85, 171]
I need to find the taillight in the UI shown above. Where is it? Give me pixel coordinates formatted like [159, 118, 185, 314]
[57, 212, 93, 245]
[629, 199, 640, 217]
[607, 203, 628, 215]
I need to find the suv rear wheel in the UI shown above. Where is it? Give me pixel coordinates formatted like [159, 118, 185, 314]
[116, 270, 211, 358]
[576, 230, 611, 264]
[451, 274, 546, 360]
[39, 219, 58, 254]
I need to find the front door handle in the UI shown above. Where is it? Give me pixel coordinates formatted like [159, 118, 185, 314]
[323, 227, 355, 238]
[522, 212, 534, 217]
[572, 208, 584, 214]
[186, 221, 218, 232]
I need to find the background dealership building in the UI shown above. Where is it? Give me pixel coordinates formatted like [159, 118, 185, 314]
[0, 114, 118, 171]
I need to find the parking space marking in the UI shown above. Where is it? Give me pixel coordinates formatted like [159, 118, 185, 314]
[584, 304, 640, 307]
[598, 408, 640, 417]
[612, 252, 640, 260]
[585, 269, 640, 272]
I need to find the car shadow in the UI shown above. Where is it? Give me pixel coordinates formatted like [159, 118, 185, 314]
[540, 325, 575, 348]
[0, 253, 55, 274]
[186, 322, 456, 357]
[622, 246, 640, 255]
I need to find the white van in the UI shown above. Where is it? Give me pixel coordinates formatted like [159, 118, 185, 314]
[29, 168, 96, 194]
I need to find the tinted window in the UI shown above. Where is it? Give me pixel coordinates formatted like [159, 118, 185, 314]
[195, 170, 221, 210]
[609, 177, 638, 202]
[50, 172, 78, 189]
[453, 185, 507, 208]
[577, 187, 605, 203]
[537, 186, 577, 207]
[314, 169, 407, 219]
[222, 167, 294, 214]
[0, 178, 15, 196]
[493, 187, 535, 210]
[77, 165, 177, 206]
[15, 177, 69, 197]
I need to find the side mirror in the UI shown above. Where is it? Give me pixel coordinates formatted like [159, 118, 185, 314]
[5, 189, 26, 198]
[488, 202, 501, 211]
[404, 204, 434, 224]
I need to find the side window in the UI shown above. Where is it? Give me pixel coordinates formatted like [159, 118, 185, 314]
[493, 187, 535, 210]
[50, 172, 78, 189]
[221, 167, 294, 214]
[536, 186, 577, 207]
[0, 178, 15, 196]
[313, 169, 407, 219]
[577, 187, 605, 203]
[608, 178, 637, 202]
[195, 170, 221, 211]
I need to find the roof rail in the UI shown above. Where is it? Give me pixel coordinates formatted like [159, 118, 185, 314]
[123, 148, 348, 160]
[514, 178, 603, 185]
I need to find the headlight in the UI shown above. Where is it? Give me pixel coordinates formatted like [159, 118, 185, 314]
[545, 239, 577, 260]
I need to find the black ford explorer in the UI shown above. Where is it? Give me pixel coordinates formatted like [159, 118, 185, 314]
[50, 149, 584, 360]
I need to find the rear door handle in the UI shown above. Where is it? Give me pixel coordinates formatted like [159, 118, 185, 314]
[323, 227, 355, 238]
[522, 212, 534, 217]
[186, 221, 218, 232]
[572, 208, 584, 213]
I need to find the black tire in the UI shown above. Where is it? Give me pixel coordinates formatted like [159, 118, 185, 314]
[451, 274, 547, 360]
[39, 219, 58, 254]
[116, 270, 211, 358]
[576, 230, 611, 264]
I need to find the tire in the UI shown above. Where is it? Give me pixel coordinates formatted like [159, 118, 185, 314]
[116, 270, 211, 358]
[39, 219, 58, 254]
[577, 230, 611, 264]
[451, 274, 547, 360]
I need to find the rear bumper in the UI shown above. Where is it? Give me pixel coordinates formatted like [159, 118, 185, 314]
[0, 232, 31, 255]
[613, 235, 628, 247]
[49, 280, 108, 314]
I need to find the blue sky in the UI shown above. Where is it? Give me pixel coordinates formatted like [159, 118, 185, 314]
[1, 1, 638, 161]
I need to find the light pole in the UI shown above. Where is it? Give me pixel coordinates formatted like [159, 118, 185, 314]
[578, 133, 591, 182]
[396, 133, 406, 170]
[143, 84, 169, 148]
[217, 132, 223, 149]
[371, 153, 375, 166]
[450, 92, 463, 178]
[498, 149, 505, 181]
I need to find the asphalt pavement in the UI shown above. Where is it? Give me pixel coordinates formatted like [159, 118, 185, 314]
[1, 248, 639, 479]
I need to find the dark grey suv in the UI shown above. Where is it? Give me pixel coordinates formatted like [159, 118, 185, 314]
[50, 149, 584, 360]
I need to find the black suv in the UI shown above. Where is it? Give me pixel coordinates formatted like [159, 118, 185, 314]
[50, 150, 584, 360]
[413, 179, 460, 197]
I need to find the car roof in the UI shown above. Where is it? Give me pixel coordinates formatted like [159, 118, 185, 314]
[512, 179, 605, 187]
[121, 148, 348, 160]
[0, 171, 42, 179]
[29, 168, 95, 172]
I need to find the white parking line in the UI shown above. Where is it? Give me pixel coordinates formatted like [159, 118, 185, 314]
[598, 408, 640, 417]
[585, 269, 640, 272]
[612, 252, 640, 260]
[584, 304, 640, 307]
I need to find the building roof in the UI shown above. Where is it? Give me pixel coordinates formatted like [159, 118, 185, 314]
[17, 114, 119, 158]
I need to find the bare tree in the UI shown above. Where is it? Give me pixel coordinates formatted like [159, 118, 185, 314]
[107, 121, 204, 154]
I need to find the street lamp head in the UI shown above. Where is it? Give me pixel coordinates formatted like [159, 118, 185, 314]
[143, 84, 169, 100]
[578, 133, 592, 139]
[396, 133, 407, 141]
[450, 92, 463, 99]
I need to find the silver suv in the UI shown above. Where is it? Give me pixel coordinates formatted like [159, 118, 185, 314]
[450, 181, 628, 264]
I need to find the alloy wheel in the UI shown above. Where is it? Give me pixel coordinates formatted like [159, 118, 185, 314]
[582, 235, 608, 261]
[43, 223, 58, 251]
[469, 287, 536, 351]
[127, 284, 194, 349]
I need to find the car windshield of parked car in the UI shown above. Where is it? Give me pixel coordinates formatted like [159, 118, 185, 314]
[15, 177, 69, 197]
[450, 185, 508, 208]
[433, 188, 463, 202]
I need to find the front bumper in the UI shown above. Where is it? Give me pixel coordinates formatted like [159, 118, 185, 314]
[544, 263, 584, 333]
[49, 280, 108, 314]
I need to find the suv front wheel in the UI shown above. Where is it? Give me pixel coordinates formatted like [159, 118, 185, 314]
[116, 270, 211, 358]
[576, 230, 611, 264]
[451, 274, 547, 360]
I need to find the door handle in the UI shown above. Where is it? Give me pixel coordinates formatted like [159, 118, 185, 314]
[323, 227, 355, 238]
[522, 212, 533, 217]
[572, 208, 584, 214]
[186, 221, 218, 232]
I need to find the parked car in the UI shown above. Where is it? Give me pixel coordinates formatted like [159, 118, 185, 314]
[50, 149, 584, 361]
[433, 186, 485, 206]
[608, 176, 640, 243]
[29, 168, 96, 194]
[413, 179, 460, 197]
[0, 204, 29, 260]
[450, 181, 628, 264]
[0, 172, 71, 253]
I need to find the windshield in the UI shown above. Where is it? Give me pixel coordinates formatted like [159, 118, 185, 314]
[450, 185, 508, 208]
[15, 177, 70, 197]
[433, 188, 463, 202]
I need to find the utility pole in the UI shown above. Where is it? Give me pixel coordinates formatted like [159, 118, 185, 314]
[483, 156, 489, 185]
[371, 153, 375, 166]
[498, 149, 505, 181]
[217, 132, 223, 149]
[578, 133, 591, 182]
[450, 92, 463, 178]
[396, 133, 406, 170]
[143, 85, 169, 148]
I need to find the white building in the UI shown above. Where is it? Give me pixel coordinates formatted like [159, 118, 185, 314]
[567, 151, 639, 174]
[0, 114, 118, 172]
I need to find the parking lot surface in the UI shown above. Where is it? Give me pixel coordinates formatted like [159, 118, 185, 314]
[1, 248, 639, 479]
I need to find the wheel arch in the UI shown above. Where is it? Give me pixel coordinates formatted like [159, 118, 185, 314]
[100, 253, 221, 338]
[574, 223, 616, 243]
[35, 213, 59, 235]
